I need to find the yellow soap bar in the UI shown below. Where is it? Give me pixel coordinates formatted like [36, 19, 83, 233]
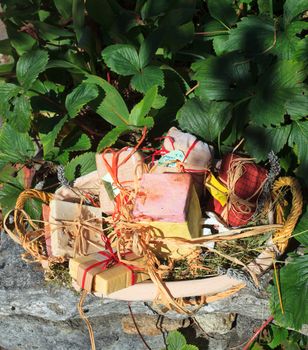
[142, 186, 202, 259]
[69, 253, 149, 295]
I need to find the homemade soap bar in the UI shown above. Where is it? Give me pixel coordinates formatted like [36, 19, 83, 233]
[54, 170, 100, 203]
[133, 173, 202, 238]
[96, 148, 144, 215]
[163, 127, 213, 169]
[69, 252, 148, 295]
[207, 153, 268, 227]
[49, 200, 104, 258]
[154, 128, 214, 199]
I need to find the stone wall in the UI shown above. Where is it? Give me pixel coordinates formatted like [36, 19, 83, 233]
[0, 231, 273, 350]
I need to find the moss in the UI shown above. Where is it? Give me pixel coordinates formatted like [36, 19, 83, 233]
[45, 262, 73, 288]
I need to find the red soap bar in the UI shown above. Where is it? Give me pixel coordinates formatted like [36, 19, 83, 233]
[133, 173, 193, 223]
[207, 153, 268, 227]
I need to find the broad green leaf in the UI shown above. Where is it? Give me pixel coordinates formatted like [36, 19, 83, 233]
[86, 0, 116, 29]
[129, 86, 158, 126]
[65, 83, 98, 118]
[0, 124, 36, 168]
[268, 325, 288, 349]
[273, 22, 308, 61]
[293, 206, 308, 246]
[97, 126, 128, 152]
[153, 94, 167, 109]
[16, 50, 49, 91]
[131, 66, 164, 93]
[166, 331, 186, 350]
[0, 177, 23, 215]
[249, 60, 306, 126]
[86, 75, 130, 126]
[285, 87, 308, 119]
[34, 22, 74, 41]
[46, 60, 88, 74]
[64, 134, 92, 152]
[6, 26, 37, 56]
[65, 152, 96, 181]
[39, 115, 68, 158]
[161, 21, 195, 52]
[141, 0, 170, 19]
[244, 125, 291, 161]
[284, 0, 307, 26]
[53, 0, 72, 19]
[181, 345, 199, 350]
[102, 44, 140, 76]
[9, 95, 32, 132]
[177, 97, 232, 142]
[269, 254, 308, 330]
[207, 0, 237, 26]
[288, 121, 308, 168]
[192, 53, 252, 100]
[139, 30, 162, 68]
[73, 0, 85, 42]
[0, 83, 20, 116]
[220, 16, 275, 55]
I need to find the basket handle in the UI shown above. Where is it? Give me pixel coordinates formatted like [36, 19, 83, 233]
[12, 190, 53, 244]
[272, 177, 303, 252]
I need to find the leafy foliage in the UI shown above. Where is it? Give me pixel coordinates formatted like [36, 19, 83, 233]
[269, 254, 308, 331]
[164, 331, 199, 350]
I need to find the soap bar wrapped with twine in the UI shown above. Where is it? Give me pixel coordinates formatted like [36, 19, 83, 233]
[206, 153, 268, 227]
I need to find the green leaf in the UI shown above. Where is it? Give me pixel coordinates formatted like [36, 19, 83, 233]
[207, 0, 237, 26]
[139, 29, 162, 68]
[73, 0, 85, 42]
[244, 125, 291, 161]
[177, 97, 232, 142]
[6, 25, 37, 56]
[46, 60, 88, 74]
[65, 83, 98, 118]
[53, 0, 72, 19]
[192, 53, 252, 101]
[268, 325, 288, 349]
[293, 206, 308, 246]
[129, 86, 157, 126]
[9, 95, 32, 132]
[166, 331, 186, 350]
[273, 22, 308, 61]
[269, 254, 308, 330]
[65, 152, 96, 181]
[0, 177, 23, 215]
[39, 115, 68, 158]
[181, 345, 199, 350]
[161, 21, 195, 52]
[0, 124, 36, 168]
[102, 44, 140, 76]
[249, 60, 306, 126]
[97, 126, 128, 152]
[220, 16, 275, 55]
[64, 134, 92, 152]
[131, 66, 164, 93]
[284, 0, 307, 26]
[86, 75, 130, 126]
[0, 83, 20, 116]
[288, 121, 308, 168]
[16, 50, 49, 91]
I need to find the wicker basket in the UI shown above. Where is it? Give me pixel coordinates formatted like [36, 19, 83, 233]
[7, 176, 303, 305]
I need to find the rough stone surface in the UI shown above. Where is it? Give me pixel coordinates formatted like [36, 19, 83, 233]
[0, 231, 273, 349]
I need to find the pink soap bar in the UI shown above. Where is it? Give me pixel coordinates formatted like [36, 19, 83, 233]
[133, 173, 192, 223]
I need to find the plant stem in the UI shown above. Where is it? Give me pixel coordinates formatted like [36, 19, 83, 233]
[243, 315, 274, 350]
